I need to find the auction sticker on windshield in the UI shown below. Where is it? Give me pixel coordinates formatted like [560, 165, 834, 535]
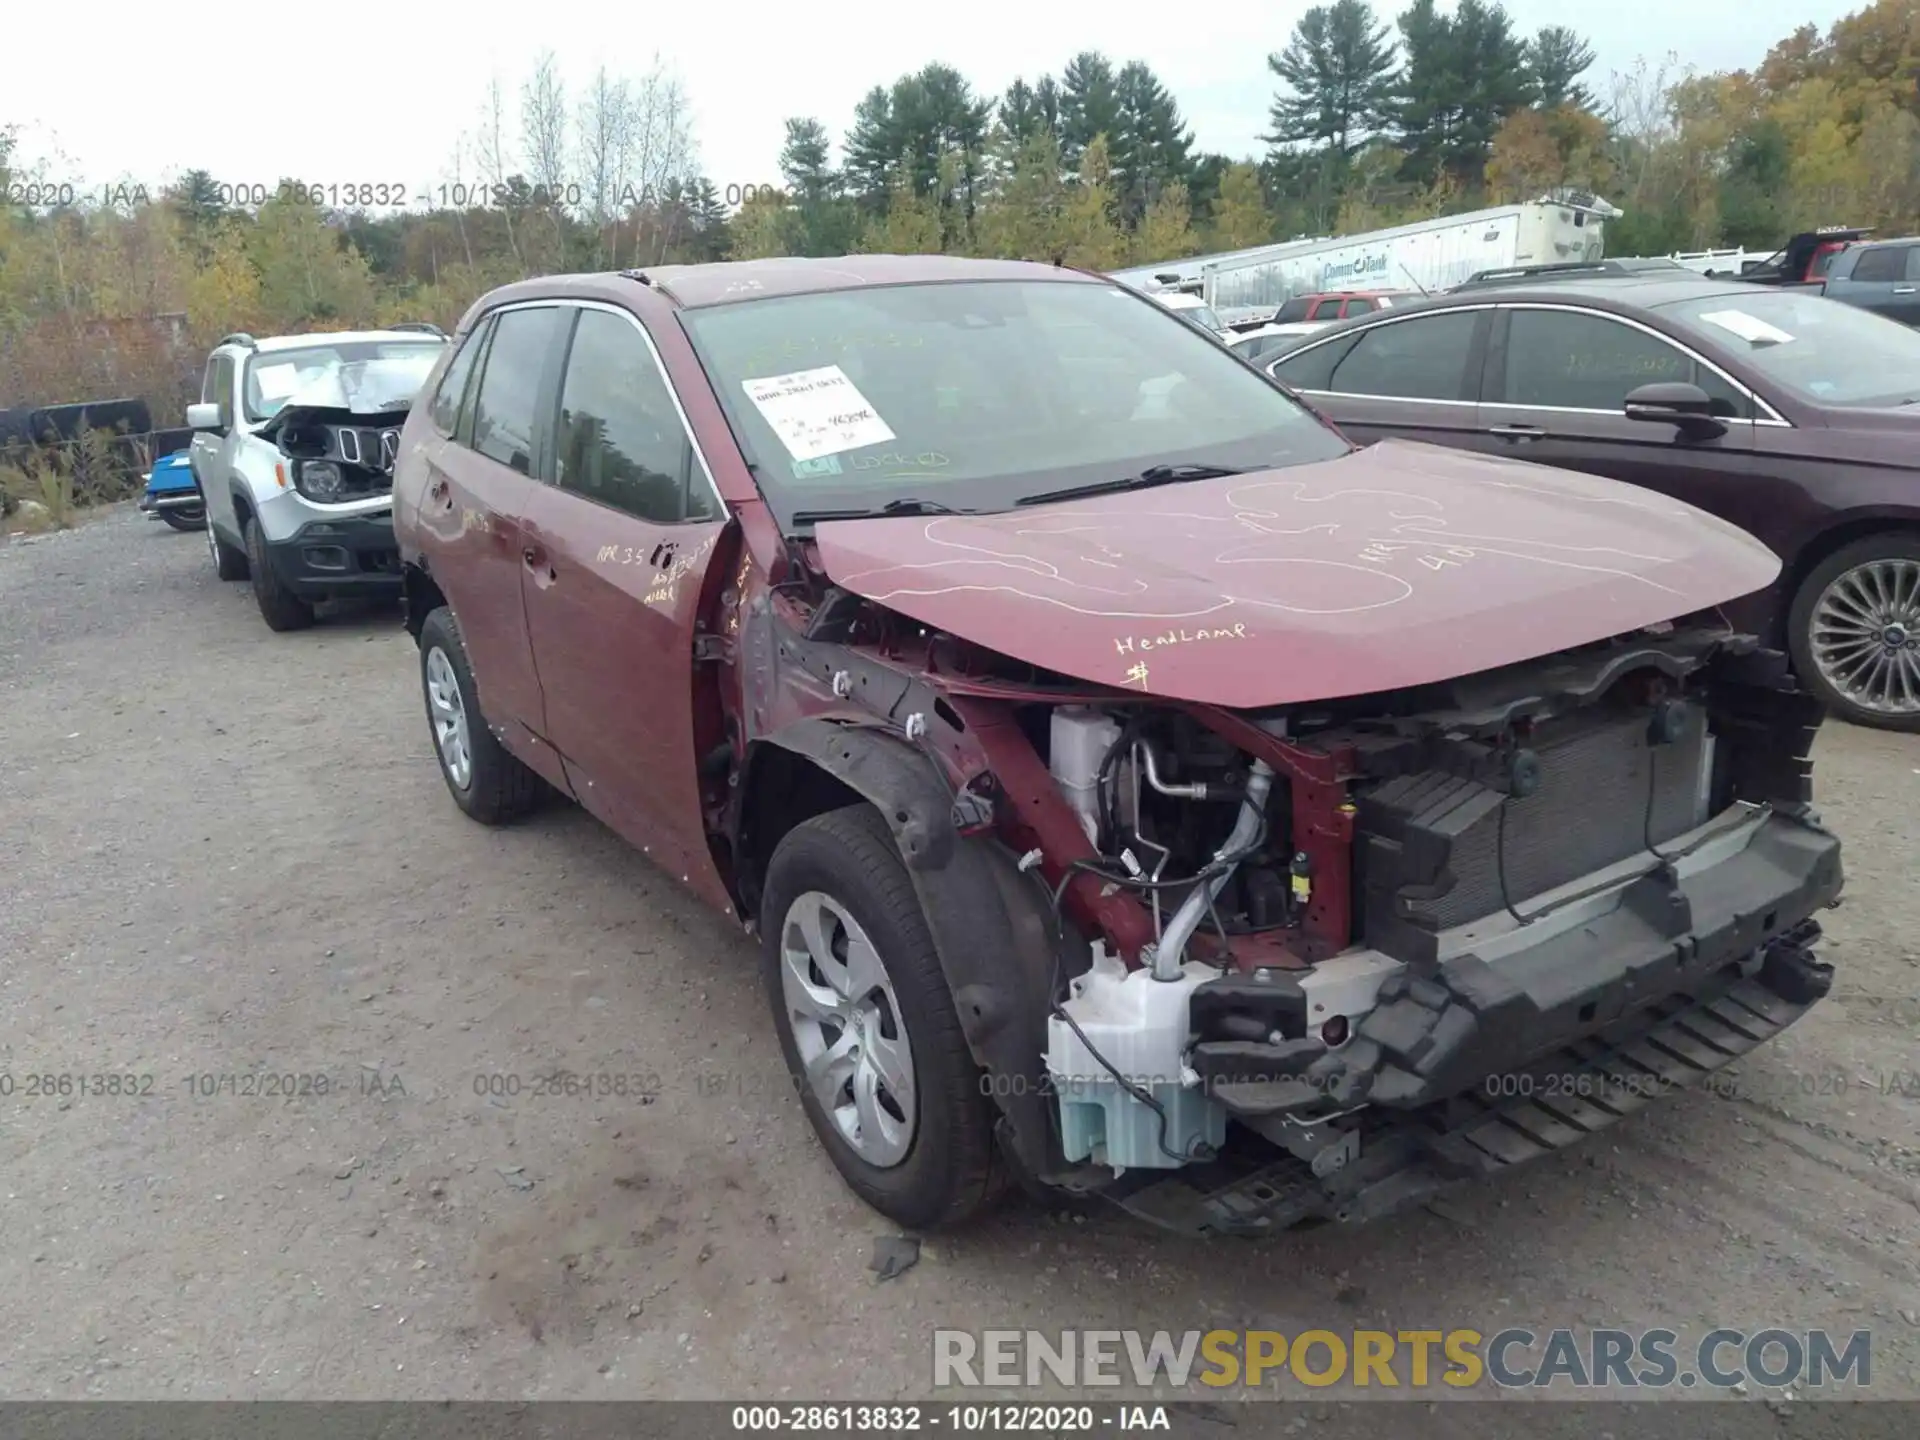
[743, 364, 897, 461]
[1695, 310, 1797, 347]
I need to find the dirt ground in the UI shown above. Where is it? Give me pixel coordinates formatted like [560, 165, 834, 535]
[2, 508, 1917, 1411]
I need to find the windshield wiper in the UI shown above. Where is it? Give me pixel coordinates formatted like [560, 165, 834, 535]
[1016, 462, 1246, 507]
[791, 497, 966, 524]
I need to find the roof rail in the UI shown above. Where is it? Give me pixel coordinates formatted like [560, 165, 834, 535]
[618, 268, 653, 286]
[1450, 257, 1687, 290]
[389, 322, 448, 338]
[217, 332, 257, 349]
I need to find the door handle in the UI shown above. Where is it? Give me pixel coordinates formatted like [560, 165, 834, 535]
[1488, 423, 1546, 441]
[1896, 286, 1916, 294]
[523, 545, 557, 584]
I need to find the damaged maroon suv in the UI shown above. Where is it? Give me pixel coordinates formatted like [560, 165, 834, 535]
[391, 257, 1843, 1234]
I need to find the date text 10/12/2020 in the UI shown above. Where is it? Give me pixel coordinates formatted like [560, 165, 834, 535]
[15, 179, 779, 212]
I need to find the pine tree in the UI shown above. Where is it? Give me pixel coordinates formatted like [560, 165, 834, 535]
[1527, 27, 1597, 112]
[1113, 61, 1196, 227]
[1266, 0, 1400, 158]
[1059, 52, 1122, 174]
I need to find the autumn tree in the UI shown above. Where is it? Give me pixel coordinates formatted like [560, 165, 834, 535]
[1206, 162, 1274, 249]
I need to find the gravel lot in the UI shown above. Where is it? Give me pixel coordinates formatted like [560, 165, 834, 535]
[2, 508, 1917, 1411]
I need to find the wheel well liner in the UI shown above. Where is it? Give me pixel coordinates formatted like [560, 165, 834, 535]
[741, 720, 1066, 1180]
[403, 562, 448, 641]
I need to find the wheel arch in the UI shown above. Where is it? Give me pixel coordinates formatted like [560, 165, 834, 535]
[1781, 511, 1920, 626]
[737, 720, 1066, 1182]
[402, 561, 448, 642]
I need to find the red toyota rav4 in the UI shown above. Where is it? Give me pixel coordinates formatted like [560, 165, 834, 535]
[391, 257, 1841, 1234]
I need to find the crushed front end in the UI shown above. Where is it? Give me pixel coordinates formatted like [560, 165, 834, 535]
[848, 620, 1843, 1234]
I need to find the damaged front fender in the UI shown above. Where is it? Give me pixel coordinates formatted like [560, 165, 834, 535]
[748, 720, 1069, 1182]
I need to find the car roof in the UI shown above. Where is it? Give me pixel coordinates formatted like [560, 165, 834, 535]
[473, 256, 1103, 316]
[228, 330, 446, 354]
[1418, 272, 1771, 312]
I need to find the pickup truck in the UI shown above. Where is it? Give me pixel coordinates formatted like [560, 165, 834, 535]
[1737, 226, 1872, 286]
[1811, 237, 1920, 326]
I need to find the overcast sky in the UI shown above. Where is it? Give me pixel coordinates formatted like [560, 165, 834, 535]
[4, 1, 1858, 207]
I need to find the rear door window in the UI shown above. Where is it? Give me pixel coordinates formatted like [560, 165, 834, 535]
[469, 307, 563, 475]
[1849, 246, 1907, 283]
[1325, 312, 1481, 401]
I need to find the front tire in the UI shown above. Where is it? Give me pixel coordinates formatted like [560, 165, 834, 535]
[1789, 535, 1920, 732]
[760, 804, 1003, 1230]
[244, 515, 316, 632]
[418, 605, 545, 824]
[206, 504, 249, 580]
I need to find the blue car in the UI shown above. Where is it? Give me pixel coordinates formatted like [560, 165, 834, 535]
[139, 449, 204, 531]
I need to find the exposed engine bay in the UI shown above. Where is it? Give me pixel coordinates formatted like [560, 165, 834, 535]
[999, 630, 1843, 1224]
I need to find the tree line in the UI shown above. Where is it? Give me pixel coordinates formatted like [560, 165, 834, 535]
[3, 0, 1920, 435]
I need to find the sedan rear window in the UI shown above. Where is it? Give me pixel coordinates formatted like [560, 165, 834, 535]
[678, 280, 1346, 524]
[1662, 291, 1920, 407]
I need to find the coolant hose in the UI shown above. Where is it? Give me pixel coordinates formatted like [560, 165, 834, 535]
[1151, 758, 1276, 980]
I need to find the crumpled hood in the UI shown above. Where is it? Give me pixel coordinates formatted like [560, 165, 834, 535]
[812, 439, 1781, 707]
[256, 355, 437, 443]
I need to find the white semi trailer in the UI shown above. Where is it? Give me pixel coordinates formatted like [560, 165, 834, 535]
[1112, 196, 1620, 325]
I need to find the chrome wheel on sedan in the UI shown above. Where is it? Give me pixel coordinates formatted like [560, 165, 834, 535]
[778, 889, 918, 1168]
[1808, 555, 1920, 720]
[425, 644, 473, 789]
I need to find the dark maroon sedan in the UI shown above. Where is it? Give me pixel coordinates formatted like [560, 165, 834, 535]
[1264, 274, 1920, 730]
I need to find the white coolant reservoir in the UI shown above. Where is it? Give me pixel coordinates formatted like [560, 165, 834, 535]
[1045, 943, 1227, 1172]
[1049, 707, 1122, 845]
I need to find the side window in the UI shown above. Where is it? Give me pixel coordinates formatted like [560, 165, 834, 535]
[1270, 334, 1360, 391]
[428, 327, 486, 437]
[212, 356, 236, 425]
[1274, 297, 1313, 323]
[1906, 248, 1920, 282]
[1342, 298, 1376, 316]
[200, 357, 221, 405]
[470, 307, 562, 475]
[1503, 309, 1746, 415]
[1850, 246, 1906, 283]
[1327, 312, 1481, 400]
[554, 308, 714, 524]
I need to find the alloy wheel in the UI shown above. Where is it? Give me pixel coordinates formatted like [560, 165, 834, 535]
[1809, 557, 1920, 718]
[424, 645, 473, 789]
[778, 890, 918, 1168]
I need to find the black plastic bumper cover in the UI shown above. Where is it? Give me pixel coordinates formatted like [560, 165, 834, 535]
[266, 514, 401, 598]
[1107, 808, 1842, 1234]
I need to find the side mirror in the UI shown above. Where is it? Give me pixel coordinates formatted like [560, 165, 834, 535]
[1624, 381, 1725, 434]
[186, 402, 225, 433]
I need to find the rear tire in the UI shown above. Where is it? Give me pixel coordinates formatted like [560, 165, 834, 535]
[418, 605, 546, 824]
[1788, 534, 1920, 732]
[760, 804, 1004, 1231]
[244, 515, 316, 632]
[161, 506, 206, 532]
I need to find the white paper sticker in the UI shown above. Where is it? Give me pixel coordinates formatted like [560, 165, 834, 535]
[1695, 310, 1796, 347]
[742, 364, 896, 461]
[252, 363, 305, 398]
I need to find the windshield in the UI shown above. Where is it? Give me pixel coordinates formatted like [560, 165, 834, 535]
[678, 279, 1347, 525]
[1660, 290, 1920, 407]
[243, 341, 446, 422]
